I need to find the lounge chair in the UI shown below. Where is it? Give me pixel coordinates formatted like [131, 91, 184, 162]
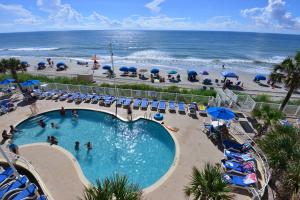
[75, 94, 86, 104]
[37, 195, 47, 200]
[168, 101, 176, 113]
[104, 96, 115, 106]
[0, 168, 15, 187]
[91, 95, 100, 104]
[116, 97, 126, 107]
[221, 159, 255, 175]
[151, 100, 159, 111]
[0, 175, 29, 199]
[133, 98, 142, 109]
[188, 103, 197, 117]
[224, 150, 255, 163]
[198, 105, 207, 115]
[84, 94, 94, 103]
[178, 102, 185, 114]
[0, 100, 16, 112]
[141, 98, 148, 110]
[158, 100, 166, 112]
[32, 89, 42, 97]
[223, 140, 252, 153]
[123, 98, 132, 108]
[67, 93, 79, 102]
[44, 90, 56, 100]
[11, 183, 38, 200]
[222, 173, 257, 188]
[52, 90, 64, 100]
[59, 93, 72, 101]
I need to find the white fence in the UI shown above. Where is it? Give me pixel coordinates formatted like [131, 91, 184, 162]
[255, 102, 300, 117]
[42, 83, 215, 104]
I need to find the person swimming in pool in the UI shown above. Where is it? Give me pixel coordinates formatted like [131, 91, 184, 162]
[38, 120, 46, 128]
[85, 142, 92, 151]
[72, 109, 78, 119]
[60, 107, 66, 116]
[75, 141, 80, 151]
[51, 122, 59, 129]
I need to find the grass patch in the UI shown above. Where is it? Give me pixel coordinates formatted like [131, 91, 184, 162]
[253, 94, 272, 103]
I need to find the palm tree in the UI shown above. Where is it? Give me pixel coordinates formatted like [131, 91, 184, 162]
[270, 52, 300, 111]
[251, 105, 284, 136]
[184, 163, 233, 200]
[257, 125, 300, 199]
[0, 58, 26, 94]
[80, 174, 142, 200]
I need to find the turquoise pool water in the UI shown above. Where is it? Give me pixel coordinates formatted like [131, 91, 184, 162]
[14, 109, 176, 188]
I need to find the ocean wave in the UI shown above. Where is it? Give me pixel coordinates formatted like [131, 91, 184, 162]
[8, 47, 60, 51]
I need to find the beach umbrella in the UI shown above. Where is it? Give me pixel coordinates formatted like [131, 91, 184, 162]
[200, 70, 209, 75]
[128, 67, 137, 72]
[207, 107, 235, 120]
[21, 80, 40, 87]
[168, 70, 177, 75]
[20, 61, 28, 65]
[56, 62, 65, 67]
[119, 66, 129, 72]
[102, 65, 111, 70]
[38, 62, 45, 66]
[221, 71, 238, 78]
[187, 70, 197, 76]
[254, 74, 266, 81]
[151, 68, 159, 74]
[139, 69, 148, 73]
[0, 79, 15, 85]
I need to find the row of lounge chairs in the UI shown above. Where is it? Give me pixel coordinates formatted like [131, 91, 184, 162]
[221, 140, 258, 193]
[32, 89, 188, 113]
[0, 99, 16, 115]
[0, 167, 47, 199]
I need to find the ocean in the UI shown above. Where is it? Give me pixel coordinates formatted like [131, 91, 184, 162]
[0, 30, 299, 74]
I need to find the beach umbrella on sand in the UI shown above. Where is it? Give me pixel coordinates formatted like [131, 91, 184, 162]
[38, 62, 45, 66]
[21, 80, 40, 87]
[0, 79, 15, 85]
[221, 71, 238, 78]
[56, 62, 65, 67]
[119, 66, 129, 72]
[21, 61, 28, 65]
[139, 69, 148, 73]
[187, 70, 197, 76]
[168, 70, 177, 75]
[151, 68, 159, 74]
[200, 70, 209, 75]
[128, 67, 137, 72]
[254, 74, 266, 81]
[102, 65, 111, 70]
[207, 107, 235, 120]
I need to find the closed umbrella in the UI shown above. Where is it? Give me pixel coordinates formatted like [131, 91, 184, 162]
[207, 107, 235, 120]
[168, 70, 177, 75]
[151, 68, 159, 74]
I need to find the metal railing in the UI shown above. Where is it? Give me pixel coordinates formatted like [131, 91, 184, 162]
[255, 102, 300, 117]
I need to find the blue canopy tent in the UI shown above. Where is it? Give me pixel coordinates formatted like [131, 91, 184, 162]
[207, 107, 235, 120]
[102, 65, 111, 70]
[151, 68, 159, 74]
[128, 67, 137, 73]
[21, 80, 40, 87]
[254, 74, 266, 81]
[0, 79, 15, 85]
[119, 66, 129, 72]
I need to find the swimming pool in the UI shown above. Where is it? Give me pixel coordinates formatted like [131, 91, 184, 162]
[14, 109, 176, 188]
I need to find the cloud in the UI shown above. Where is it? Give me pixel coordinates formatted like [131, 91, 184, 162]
[241, 0, 300, 29]
[87, 12, 122, 27]
[145, 0, 165, 13]
[0, 3, 38, 25]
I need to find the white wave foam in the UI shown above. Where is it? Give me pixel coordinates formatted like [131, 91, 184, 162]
[8, 47, 59, 51]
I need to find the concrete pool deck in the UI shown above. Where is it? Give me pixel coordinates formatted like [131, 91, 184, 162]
[0, 97, 251, 200]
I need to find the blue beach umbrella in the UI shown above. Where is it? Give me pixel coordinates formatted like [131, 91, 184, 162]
[38, 62, 45, 66]
[254, 74, 266, 81]
[102, 65, 111, 70]
[0, 79, 15, 85]
[21, 61, 28, 65]
[221, 71, 238, 78]
[168, 70, 177, 75]
[128, 67, 137, 72]
[21, 80, 40, 87]
[187, 70, 197, 76]
[151, 68, 159, 74]
[56, 62, 65, 67]
[119, 66, 129, 72]
[200, 70, 209, 75]
[207, 107, 235, 120]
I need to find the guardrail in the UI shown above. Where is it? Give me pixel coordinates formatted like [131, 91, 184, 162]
[255, 102, 300, 117]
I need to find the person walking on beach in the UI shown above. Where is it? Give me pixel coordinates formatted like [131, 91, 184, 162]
[127, 106, 132, 121]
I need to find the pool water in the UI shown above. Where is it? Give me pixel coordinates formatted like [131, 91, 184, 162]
[15, 109, 176, 188]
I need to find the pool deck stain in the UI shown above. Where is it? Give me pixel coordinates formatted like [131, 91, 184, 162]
[0, 98, 249, 200]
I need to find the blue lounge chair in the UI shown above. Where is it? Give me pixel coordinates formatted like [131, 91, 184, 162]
[91, 95, 100, 104]
[158, 100, 166, 112]
[11, 183, 38, 200]
[168, 101, 176, 112]
[75, 93, 86, 104]
[0, 175, 29, 199]
[32, 89, 42, 97]
[224, 150, 255, 163]
[45, 90, 57, 100]
[104, 96, 115, 106]
[223, 140, 252, 153]
[221, 159, 255, 175]
[59, 93, 72, 101]
[151, 100, 159, 111]
[37, 195, 47, 200]
[141, 98, 148, 110]
[123, 98, 132, 108]
[116, 97, 126, 107]
[84, 94, 94, 103]
[0, 168, 15, 187]
[178, 102, 185, 114]
[133, 98, 142, 109]
[51, 90, 64, 100]
[67, 93, 80, 102]
[222, 173, 257, 188]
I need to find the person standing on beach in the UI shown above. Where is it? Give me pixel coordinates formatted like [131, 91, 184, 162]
[222, 64, 225, 69]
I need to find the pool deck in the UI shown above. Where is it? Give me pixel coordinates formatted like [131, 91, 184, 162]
[0, 97, 250, 200]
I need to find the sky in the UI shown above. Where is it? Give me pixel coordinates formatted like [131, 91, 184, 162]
[0, 0, 299, 34]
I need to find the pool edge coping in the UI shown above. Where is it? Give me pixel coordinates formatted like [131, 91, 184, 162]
[14, 107, 181, 196]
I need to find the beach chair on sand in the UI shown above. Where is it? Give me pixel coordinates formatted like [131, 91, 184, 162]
[11, 183, 38, 200]
[223, 140, 252, 153]
[221, 159, 255, 175]
[133, 98, 142, 109]
[0, 168, 16, 187]
[0, 175, 29, 199]
[141, 98, 148, 110]
[224, 150, 255, 163]
[151, 100, 159, 111]
[222, 173, 257, 189]
[123, 98, 132, 108]
[168, 101, 176, 113]
[91, 95, 100, 104]
[178, 102, 185, 114]
[158, 100, 166, 112]
[116, 97, 126, 107]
